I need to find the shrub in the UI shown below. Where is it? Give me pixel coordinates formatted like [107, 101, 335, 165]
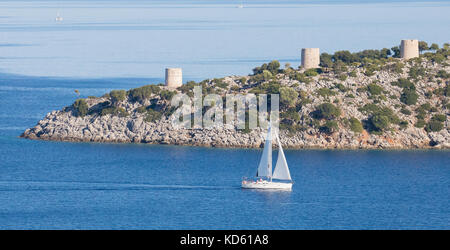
[408, 66, 426, 79]
[313, 103, 341, 120]
[431, 114, 446, 122]
[230, 86, 240, 92]
[400, 89, 418, 105]
[178, 81, 197, 94]
[385, 62, 404, 74]
[128, 85, 160, 103]
[73, 99, 88, 117]
[316, 88, 336, 97]
[304, 68, 319, 77]
[332, 61, 348, 74]
[135, 106, 147, 113]
[400, 107, 411, 115]
[214, 78, 228, 89]
[281, 108, 300, 122]
[369, 114, 390, 131]
[144, 109, 163, 123]
[262, 70, 273, 81]
[420, 103, 432, 111]
[436, 70, 449, 79]
[267, 60, 281, 74]
[367, 83, 384, 95]
[160, 90, 176, 101]
[349, 117, 363, 133]
[100, 107, 129, 117]
[399, 120, 408, 130]
[359, 104, 400, 124]
[335, 83, 347, 92]
[320, 120, 339, 134]
[425, 120, 444, 132]
[109, 90, 127, 105]
[320, 53, 334, 68]
[253, 60, 281, 75]
[338, 74, 348, 81]
[392, 78, 415, 91]
[364, 64, 378, 76]
[292, 73, 311, 84]
[250, 80, 281, 95]
[279, 87, 299, 108]
[415, 119, 426, 128]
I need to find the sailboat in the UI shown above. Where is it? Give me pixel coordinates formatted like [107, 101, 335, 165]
[55, 12, 63, 22]
[241, 124, 293, 190]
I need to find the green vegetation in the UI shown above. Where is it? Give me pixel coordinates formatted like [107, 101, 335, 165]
[415, 119, 426, 128]
[400, 107, 412, 115]
[391, 78, 415, 90]
[213, 78, 228, 89]
[367, 83, 384, 95]
[135, 106, 147, 113]
[279, 87, 299, 108]
[144, 109, 163, 123]
[369, 114, 390, 132]
[109, 90, 127, 105]
[66, 42, 449, 138]
[280, 107, 300, 123]
[249, 80, 280, 94]
[73, 99, 88, 117]
[425, 120, 444, 132]
[252, 60, 281, 75]
[128, 85, 160, 103]
[408, 65, 426, 79]
[399, 120, 408, 130]
[358, 103, 400, 133]
[312, 103, 341, 120]
[304, 68, 319, 77]
[316, 87, 336, 97]
[349, 117, 363, 133]
[400, 89, 419, 105]
[431, 114, 446, 122]
[320, 120, 339, 134]
[391, 78, 419, 105]
[334, 83, 348, 92]
[338, 74, 348, 81]
[419, 41, 429, 53]
[436, 70, 449, 79]
[100, 107, 129, 117]
[160, 89, 177, 101]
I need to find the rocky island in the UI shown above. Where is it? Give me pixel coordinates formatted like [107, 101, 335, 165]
[21, 41, 450, 149]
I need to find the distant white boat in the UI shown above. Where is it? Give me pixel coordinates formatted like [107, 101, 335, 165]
[241, 124, 293, 190]
[237, 4, 244, 8]
[55, 12, 63, 22]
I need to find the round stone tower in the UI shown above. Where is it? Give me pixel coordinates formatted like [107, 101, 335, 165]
[165, 68, 183, 88]
[400, 39, 419, 60]
[301, 48, 320, 69]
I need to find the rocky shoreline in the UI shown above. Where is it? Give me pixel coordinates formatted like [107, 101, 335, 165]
[21, 47, 450, 149]
[20, 109, 449, 149]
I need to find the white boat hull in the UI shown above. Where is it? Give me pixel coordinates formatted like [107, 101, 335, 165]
[241, 181, 292, 190]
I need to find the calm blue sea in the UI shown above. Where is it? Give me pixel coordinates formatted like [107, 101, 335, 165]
[0, 0, 449, 229]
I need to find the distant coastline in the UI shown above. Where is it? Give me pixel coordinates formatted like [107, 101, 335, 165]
[21, 43, 450, 149]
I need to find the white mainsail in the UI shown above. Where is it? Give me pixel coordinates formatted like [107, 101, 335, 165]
[242, 124, 293, 190]
[256, 125, 272, 178]
[272, 131, 292, 181]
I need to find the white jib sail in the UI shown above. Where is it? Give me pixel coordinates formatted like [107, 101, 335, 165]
[257, 125, 272, 178]
[272, 131, 292, 181]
